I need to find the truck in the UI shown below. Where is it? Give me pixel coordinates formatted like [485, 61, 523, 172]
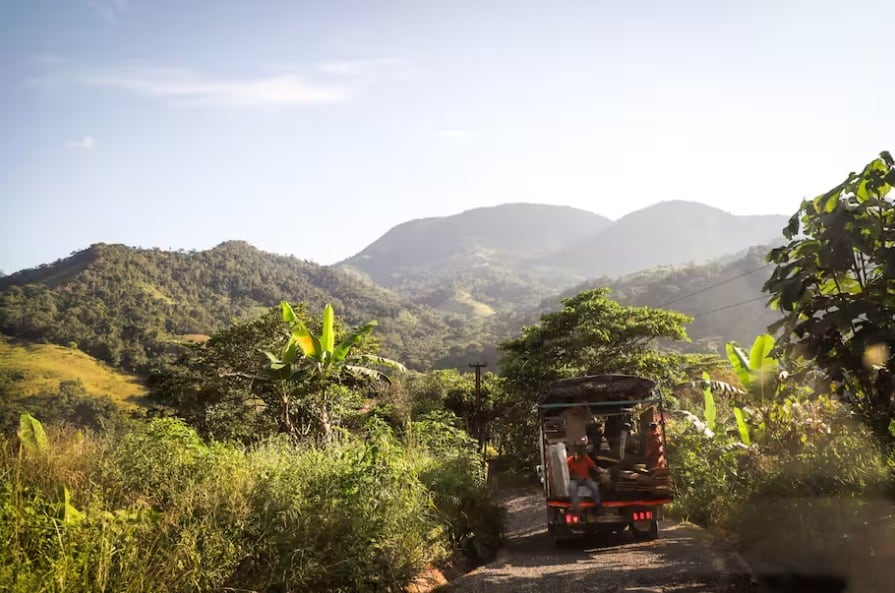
[538, 374, 672, 544]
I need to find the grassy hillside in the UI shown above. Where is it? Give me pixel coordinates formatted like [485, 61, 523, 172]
[0, 336, 147, 407]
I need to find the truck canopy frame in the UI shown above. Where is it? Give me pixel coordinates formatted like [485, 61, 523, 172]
[539, 374, 659, 414]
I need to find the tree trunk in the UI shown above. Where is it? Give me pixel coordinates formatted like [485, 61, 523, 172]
[319, 385, 332, 443]
[280, 388, 298, 443]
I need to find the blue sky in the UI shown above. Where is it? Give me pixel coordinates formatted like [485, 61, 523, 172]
[1, 0, 893, 274]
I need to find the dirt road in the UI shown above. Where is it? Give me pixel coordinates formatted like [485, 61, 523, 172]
[442, 491, 754, 593]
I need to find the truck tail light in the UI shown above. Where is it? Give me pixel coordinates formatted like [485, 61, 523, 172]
[633, 511, 653, 521]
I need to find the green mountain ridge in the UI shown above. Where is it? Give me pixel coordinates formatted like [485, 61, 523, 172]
[0, 241, 479, 371]
[0, 201, 791, 375]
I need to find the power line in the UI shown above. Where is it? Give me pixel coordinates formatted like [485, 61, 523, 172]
[656, 263, 772, 308]
[691, 295, 768, 318]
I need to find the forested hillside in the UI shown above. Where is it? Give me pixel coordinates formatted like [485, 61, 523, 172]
[0, 241, 480, 371]
[556, 246, 782, 351]
[341, 203, 610, 314]
[342, 203, 610, 284]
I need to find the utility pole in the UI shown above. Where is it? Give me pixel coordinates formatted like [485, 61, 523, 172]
[469, 362, 487, 469]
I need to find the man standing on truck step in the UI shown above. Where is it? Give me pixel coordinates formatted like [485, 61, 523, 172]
[567, 440, 601, 512]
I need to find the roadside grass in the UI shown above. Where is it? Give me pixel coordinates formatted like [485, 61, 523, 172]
[0, 336, 147, 407]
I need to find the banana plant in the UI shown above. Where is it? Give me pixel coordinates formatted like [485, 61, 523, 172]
[264, 302, 406, 441]
[674, 371, 753, 452]
[725, 333, 779, 403]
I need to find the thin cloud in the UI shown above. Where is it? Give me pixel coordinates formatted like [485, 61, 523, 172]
[72, 65, 351, 107]
[67, 136, 95, 149]
[89, 0, 128, 23]
[316, 58, 408, 77]
[435, 129, 471, 140]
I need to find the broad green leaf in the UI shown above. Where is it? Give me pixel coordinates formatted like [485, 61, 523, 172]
[703, 385, 717, 432]
[280, 301, 298, 324]
[321, 303, 335, 354]
[59, 485, 85, 525]
[748, 334, 777, 373]
[725, 342, 752, 387]
[733, 407, 751, 445]
[17, 413, 49, 454]
[783, 211, 800, 240]
[261, 350, 281, 364]
[856, 158, 891, 201]
[291, 323, 321, 359]
[281, 339, 298, 365]
[332, 321, 378, 362]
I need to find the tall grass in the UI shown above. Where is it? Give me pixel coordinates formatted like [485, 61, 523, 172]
[0, 416, 501, 593]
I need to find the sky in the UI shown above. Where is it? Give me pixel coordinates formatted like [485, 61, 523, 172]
[1, 0, 894, 274]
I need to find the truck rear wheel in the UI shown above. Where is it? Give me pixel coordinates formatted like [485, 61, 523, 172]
[631, 519, 658, 541]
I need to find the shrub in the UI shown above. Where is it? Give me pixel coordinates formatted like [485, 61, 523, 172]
[409, 413, 503, 565]
[0, 414, 501, 593]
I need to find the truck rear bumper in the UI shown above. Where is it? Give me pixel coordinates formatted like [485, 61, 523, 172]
[547, 502, 663, 536]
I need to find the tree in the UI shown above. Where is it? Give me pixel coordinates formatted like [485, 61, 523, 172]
[497, 288, 698, 469]
[764, 151, 895, 446]
[500, 288, 693, 390]
[265, 302, 406, 441]
[147, 308, 289, 441]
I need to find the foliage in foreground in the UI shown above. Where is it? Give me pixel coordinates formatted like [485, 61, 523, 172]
[668, 334, 890, 526]
[764, 151, 895, 446]
[1, 415, 501, 593]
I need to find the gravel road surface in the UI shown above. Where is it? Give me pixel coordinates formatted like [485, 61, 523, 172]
[443, 490, 754, 593]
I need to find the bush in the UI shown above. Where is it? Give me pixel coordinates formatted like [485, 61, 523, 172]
[0, 414, 501, 593]
[409, 413, 504, 565]
[666, 396, 890, 527]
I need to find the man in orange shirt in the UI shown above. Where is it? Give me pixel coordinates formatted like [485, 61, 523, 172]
[567, 441, 601, 512]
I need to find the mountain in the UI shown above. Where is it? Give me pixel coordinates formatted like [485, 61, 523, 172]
[343, 203, 610, 282]
[340, 201, 788, 316]
[0, 241, 479, 371]
[547, 201, 788, 279]
[340, 203, 611, 313]
[0, 201, 791, 375]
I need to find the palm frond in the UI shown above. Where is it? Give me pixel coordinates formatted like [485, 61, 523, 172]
[682, 379, 746, 396]
[672, 409, 715, 438]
